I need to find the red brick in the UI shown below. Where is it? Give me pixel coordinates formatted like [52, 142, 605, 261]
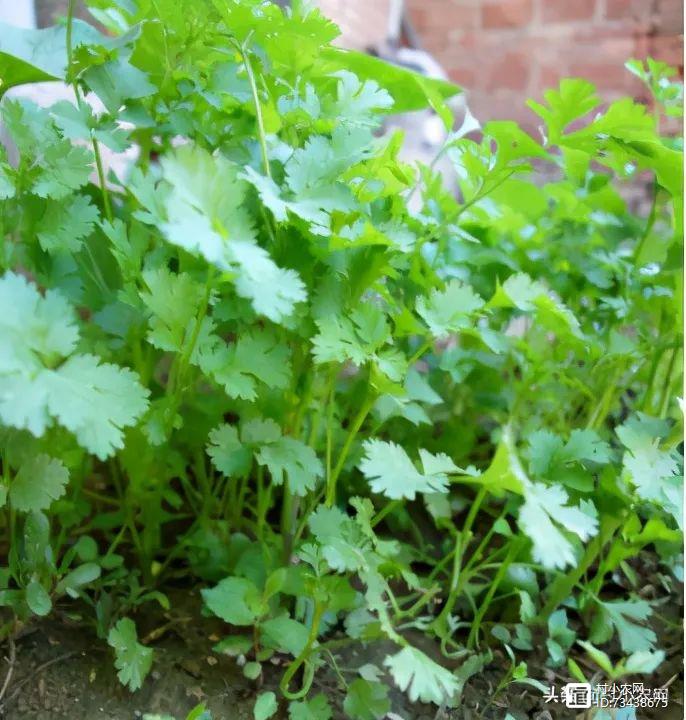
[408, 1, 480, 30]
[447, 66, 478, 89]
[647, 35, 685, 70]
[604, 0, 651, 23]
[653, 0, 684, 34]
[542, 0, 597, 23]
[483, 51, 531, 90]
[481, 0, 534, 29]
[468, 90, 540, 132]
[537, 66, 565, 91]
[568, 61, 637, 90]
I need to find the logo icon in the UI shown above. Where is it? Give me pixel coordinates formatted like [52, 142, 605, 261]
[562, 683, 592, 709]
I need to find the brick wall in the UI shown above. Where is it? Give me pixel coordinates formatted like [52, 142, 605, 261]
[407, 0, 683, 131]
[317, 0, 392, 50]
[317, 0, 683, 133]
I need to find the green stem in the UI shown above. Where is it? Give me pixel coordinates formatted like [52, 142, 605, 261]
[326, 388, 376, 507]
[281, 481, 293, 562]
[164, 269, 214, 433]
[408, 340, 433, 366]
[633, 181, 658, 264]
[658, 347, 678, 418]
[433, 486, 487, 630]
[66, 0, 113, 223]
[370, 499, 402, 528]
[537, 516, 621, 624]
[228, 36, 271, 179]
[461, 505, 508, 577]
[280, 600, 324, 700]
[467, 538, 520, 649]
[586, 362, 625, 430]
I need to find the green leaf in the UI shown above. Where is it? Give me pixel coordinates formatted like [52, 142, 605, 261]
[256, 437, 323, 496]
[623, 649, 665, 675]
[36, 195, 100, 254]
[139, 268, 205, 353]
[343, 678, 390, 720]
[243, 661, 261, 680]
[319, 47, 461, 114]
[416, 280, 484, 338]
[359, 440, 458, 500]
[593, 599, 657, 653]
[201, 577, 261, 626]
[617, 415, 682, 526]
[206, 424, 252, 477]
[56, 562, 101, 596]
[261, 615, 309, 656]
[0, 20, 102, 93]
[107, 618, 153, 691]
[198, 330, 291, 401]
[254, 691, 278, 720]
[0, 273, 149, 458]
[519, 483, 598, 570]
[138, 145, 306, 323]
[289, 695, 332, 720]
[26, 579, 52, 616]
[10, 454, 69, 512]
[527, 78, 599, 143]
[384, 645, 459, 704]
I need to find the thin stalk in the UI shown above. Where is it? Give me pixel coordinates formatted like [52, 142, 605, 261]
[658, 347, 678, 418]
[408, 340, 433, 366]
[370, 499, 402, 528]
[256, 466, 268, 541]
[280, 601, 324, 700]
[164, 269, 214, 433]
[586, 362, 625, 430]
[461, 505, 508, 577]
[433, 486, 487, 629]
[228, 36, 271, 179]
[538, 517, 621, 624]
[467, 538, 520, 649]
[66, 0, 113, 222]
[633, 181, 658, 264]
[326, 391, 376, 507]
[280, 481, 293, 562]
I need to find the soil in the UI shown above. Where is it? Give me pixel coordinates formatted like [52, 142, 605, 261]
[0, 586, 681, 720]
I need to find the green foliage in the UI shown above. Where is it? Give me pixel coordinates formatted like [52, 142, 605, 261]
[108, 617, 154, 690]
[0, 0, 682, 715]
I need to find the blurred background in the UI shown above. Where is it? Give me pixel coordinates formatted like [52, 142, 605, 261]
[8, 0, 684, 135]
[319, 0, 683, 133]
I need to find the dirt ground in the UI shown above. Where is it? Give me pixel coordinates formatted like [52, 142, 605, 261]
[0, 586, 681, 720]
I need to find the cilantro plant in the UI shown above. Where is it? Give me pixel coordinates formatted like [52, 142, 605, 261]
[0, 1, 682, 716]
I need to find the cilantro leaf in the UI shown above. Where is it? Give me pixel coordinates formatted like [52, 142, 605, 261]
[206, 424, 252, 477]
[256, 437, 323, 497]
[202, 576, 261, 626]
[0, 273, 149, 457]
[343, 678, 390, 720]
[518, 483, 598, 569]
[384, 645, 459, 704]
[36, 195, 100, 254]
[617, 415, 682, 526]
[592, 599, 657, 653]
[359, 440, 458, 500]
[289, 695, 332, 720]
[108, 618, 153, 691]
[139, 268, 206, 352]
[416, 280, 484, 338]
[254, 692, 278, 720]
[147, 145, 306, 322]
[198, 330, 291, 401]
[10, 454, 69, 512]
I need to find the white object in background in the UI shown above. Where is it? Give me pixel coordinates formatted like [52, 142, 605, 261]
[0, 0, 36, 28]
